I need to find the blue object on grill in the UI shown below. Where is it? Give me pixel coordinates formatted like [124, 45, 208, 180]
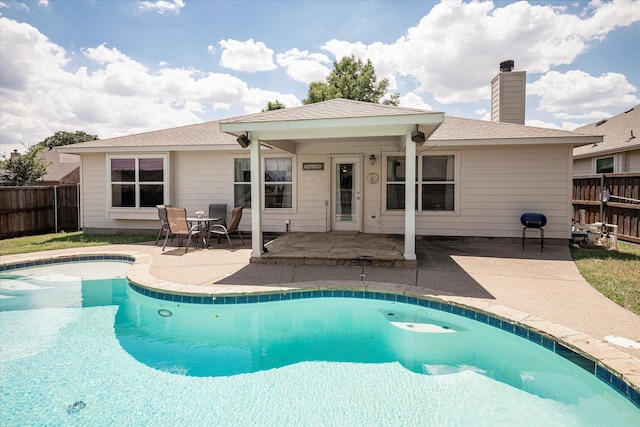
[521, 213, 546, 251]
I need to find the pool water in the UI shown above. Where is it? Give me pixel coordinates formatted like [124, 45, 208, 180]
[1, 261, 639, 426]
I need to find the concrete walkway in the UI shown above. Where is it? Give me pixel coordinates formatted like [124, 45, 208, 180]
[2, 235, 639, 391]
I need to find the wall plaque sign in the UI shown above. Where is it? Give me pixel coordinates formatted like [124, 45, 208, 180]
[302, 162, 324, 170]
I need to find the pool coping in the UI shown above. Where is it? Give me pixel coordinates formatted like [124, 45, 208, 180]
[2, 249, 639, 409]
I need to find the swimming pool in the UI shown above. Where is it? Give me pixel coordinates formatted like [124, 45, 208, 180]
[1, 259, 639, 426]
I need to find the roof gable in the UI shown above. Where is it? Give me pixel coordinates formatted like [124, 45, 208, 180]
[220, 98, 434, 124]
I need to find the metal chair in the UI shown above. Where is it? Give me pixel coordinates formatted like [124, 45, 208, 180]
[208, 203, 227, 244]
[207, 207, 245, 248]
[163, 207, 204, 253]
[154, 204, 172, 246]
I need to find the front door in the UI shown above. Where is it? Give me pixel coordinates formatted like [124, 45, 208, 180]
[331, 156, 361, 232]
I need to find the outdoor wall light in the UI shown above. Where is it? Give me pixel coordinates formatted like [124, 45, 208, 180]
[369, 154, 376, 165]
[236, 134, 251, 148]
[411, 130, 426, 144]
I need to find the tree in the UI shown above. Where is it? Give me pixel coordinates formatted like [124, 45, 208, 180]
[0, 130, 99, 186]
[38, 130, 98, 149]
[262, 100, 286, 111]
[303, 56, 399, 105]
[0, 145, 49, 186]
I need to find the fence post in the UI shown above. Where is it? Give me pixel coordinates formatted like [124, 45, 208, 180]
[54, 185, 58, 233]
[77, 183, 81, 231]
[599, 173, 605, 223]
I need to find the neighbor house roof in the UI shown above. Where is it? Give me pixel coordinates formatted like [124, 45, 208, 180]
[573, 104, 640, 159]
[39, 148, 79, 184]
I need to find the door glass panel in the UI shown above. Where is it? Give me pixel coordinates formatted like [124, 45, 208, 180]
[336, 163, 354, 222]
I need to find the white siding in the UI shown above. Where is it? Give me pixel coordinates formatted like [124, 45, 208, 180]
[628, 149, 640, 172]
[79, 141, 575, 239]
[377, 145, 573, 239]
[573, 158, 592, 175]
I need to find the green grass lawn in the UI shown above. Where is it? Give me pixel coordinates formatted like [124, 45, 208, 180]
[570, 241, 640, 315]
[2, 232, 639, 315]
[0, 231, 156, 256]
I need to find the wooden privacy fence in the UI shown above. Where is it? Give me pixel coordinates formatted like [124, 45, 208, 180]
[0, 185, 80, 239]
[573, 173, 640, 243]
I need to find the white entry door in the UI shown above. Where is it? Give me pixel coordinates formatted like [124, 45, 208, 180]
[331, 156, 362, 232]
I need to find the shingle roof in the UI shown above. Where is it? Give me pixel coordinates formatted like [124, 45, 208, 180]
[40, 148, 79, 181]
[220, 98, 434, 123]
[430, 116, 594, 141]
[573, 105, 640, 157]
[61, 98, 600, 152]
[60, 120, 236, 150]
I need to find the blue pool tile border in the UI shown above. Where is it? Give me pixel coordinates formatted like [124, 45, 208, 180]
[128, 283, 640, 410]
[0, 255, 135, 272]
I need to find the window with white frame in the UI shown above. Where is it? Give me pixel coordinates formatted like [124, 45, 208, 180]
[233, 157, 294, 209]
[264, 158, 292, 208]
[385, 153, 456, 211]
[109, 155, 166, 208]
[596, 156, 614, 173]
[234, 158, 252, 208]
[421, 155, 455, 211]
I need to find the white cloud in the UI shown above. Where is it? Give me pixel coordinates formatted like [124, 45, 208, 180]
[276, 48, 332, 84]
[219, 39, 276, 72]
[528, 70, 639, 117]
[320, 0, 640, 105]
[137, 0, 184, 14]
[525, 119, 563, 130]
[0, 17, 298, 155]
[398, 92, 432, 111]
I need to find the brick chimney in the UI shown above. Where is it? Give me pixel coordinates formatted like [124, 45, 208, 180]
[490, 60, 526, 125]
[10, 149, 20, 159]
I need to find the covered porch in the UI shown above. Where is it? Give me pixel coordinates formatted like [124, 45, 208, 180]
[255, 232, 413, 268]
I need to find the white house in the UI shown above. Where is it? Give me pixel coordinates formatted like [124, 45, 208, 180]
[60, 64, 601, 261]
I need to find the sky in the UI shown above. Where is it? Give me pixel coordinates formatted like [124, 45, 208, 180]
[1, 0, 639, 156]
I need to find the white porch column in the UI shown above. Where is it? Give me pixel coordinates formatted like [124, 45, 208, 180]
[249, 136, 263, 257]
[404, 132, 416, 260]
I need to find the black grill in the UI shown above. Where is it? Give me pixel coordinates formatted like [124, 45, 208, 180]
[521, 213, 546, 251]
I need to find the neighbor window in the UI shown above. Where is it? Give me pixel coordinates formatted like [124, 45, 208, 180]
[596, 157, 614, 173]
[386, 154, 456, 212]
[110, 156, 166, 208]
[233, 157, 294, 209]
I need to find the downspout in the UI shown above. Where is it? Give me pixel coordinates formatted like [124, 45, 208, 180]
[404, 132, 416, 260]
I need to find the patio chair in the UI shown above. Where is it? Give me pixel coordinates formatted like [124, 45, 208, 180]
[207, 207, 245, 248]
[208, 203, 227, 243]
[154, 204, 173, 246]
[163, 207, 204, 253]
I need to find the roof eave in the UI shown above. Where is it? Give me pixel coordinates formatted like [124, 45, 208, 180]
[426, 135, 603, 147]
[220, 112, 444, 140]
[58, 144, 239, 154]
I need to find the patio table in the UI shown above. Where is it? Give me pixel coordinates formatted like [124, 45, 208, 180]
[187, 216, 221, 247]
